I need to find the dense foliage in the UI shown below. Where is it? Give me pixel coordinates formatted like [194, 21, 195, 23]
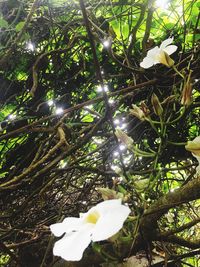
[0, 0, 200, 266]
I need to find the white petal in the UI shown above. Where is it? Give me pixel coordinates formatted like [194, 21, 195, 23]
[140, 47, 160, 68]
[147, 46, 159, 57]
[196, 164, 200, 174]
[160, 38, 173, 49]
[91, 204, 130, 242]
[95, 199, 122, 210]
[193, 136, 200, 144]
[50, 217, 82, 237]
[140, 57, 154, 68]
[53, 224, 94, 261]
[163, 45, 177, 55]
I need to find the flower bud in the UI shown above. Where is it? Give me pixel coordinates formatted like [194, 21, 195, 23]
[97, 188, 123, 201]
[130, 105, 145, 121]
[140, 101, 150, 116]
[151, 93, 163, 116]
[157, 50, 174, 67]
[181, 73, 193, 106]
[130, 103, 150, 121]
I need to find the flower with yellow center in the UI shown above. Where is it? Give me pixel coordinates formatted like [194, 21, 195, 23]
[140, 37, 177, 68]
[50, 199, 130, 261]
[185, 136, 200, 157]
[185, 136, 200, 174]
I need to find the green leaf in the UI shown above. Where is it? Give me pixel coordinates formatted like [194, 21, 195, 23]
[15, 21, 25, 32]
[0, 17, 8, 28]
[118, 184, 127, 194]
[92, 242, 102, 253]
[165, 22, 174, 29]
[81, 114, 94, 122]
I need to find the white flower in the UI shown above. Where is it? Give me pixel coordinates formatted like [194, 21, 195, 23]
[185, 136, 200, 156]
[185, 136, 200, 174]
[140, 38, 177, 68]
[50, 199, 130, 261]
[196, 157, 200, 174]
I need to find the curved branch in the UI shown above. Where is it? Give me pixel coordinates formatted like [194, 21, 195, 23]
[157, 235, 200, 249]
[160, 218, 200, 237]
[133, 175, 200, 250]
[143, 175, 200, 223]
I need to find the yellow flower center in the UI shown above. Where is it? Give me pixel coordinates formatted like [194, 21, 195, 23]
[85, 210, 100, 224]
[157, 51, 174, 67]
